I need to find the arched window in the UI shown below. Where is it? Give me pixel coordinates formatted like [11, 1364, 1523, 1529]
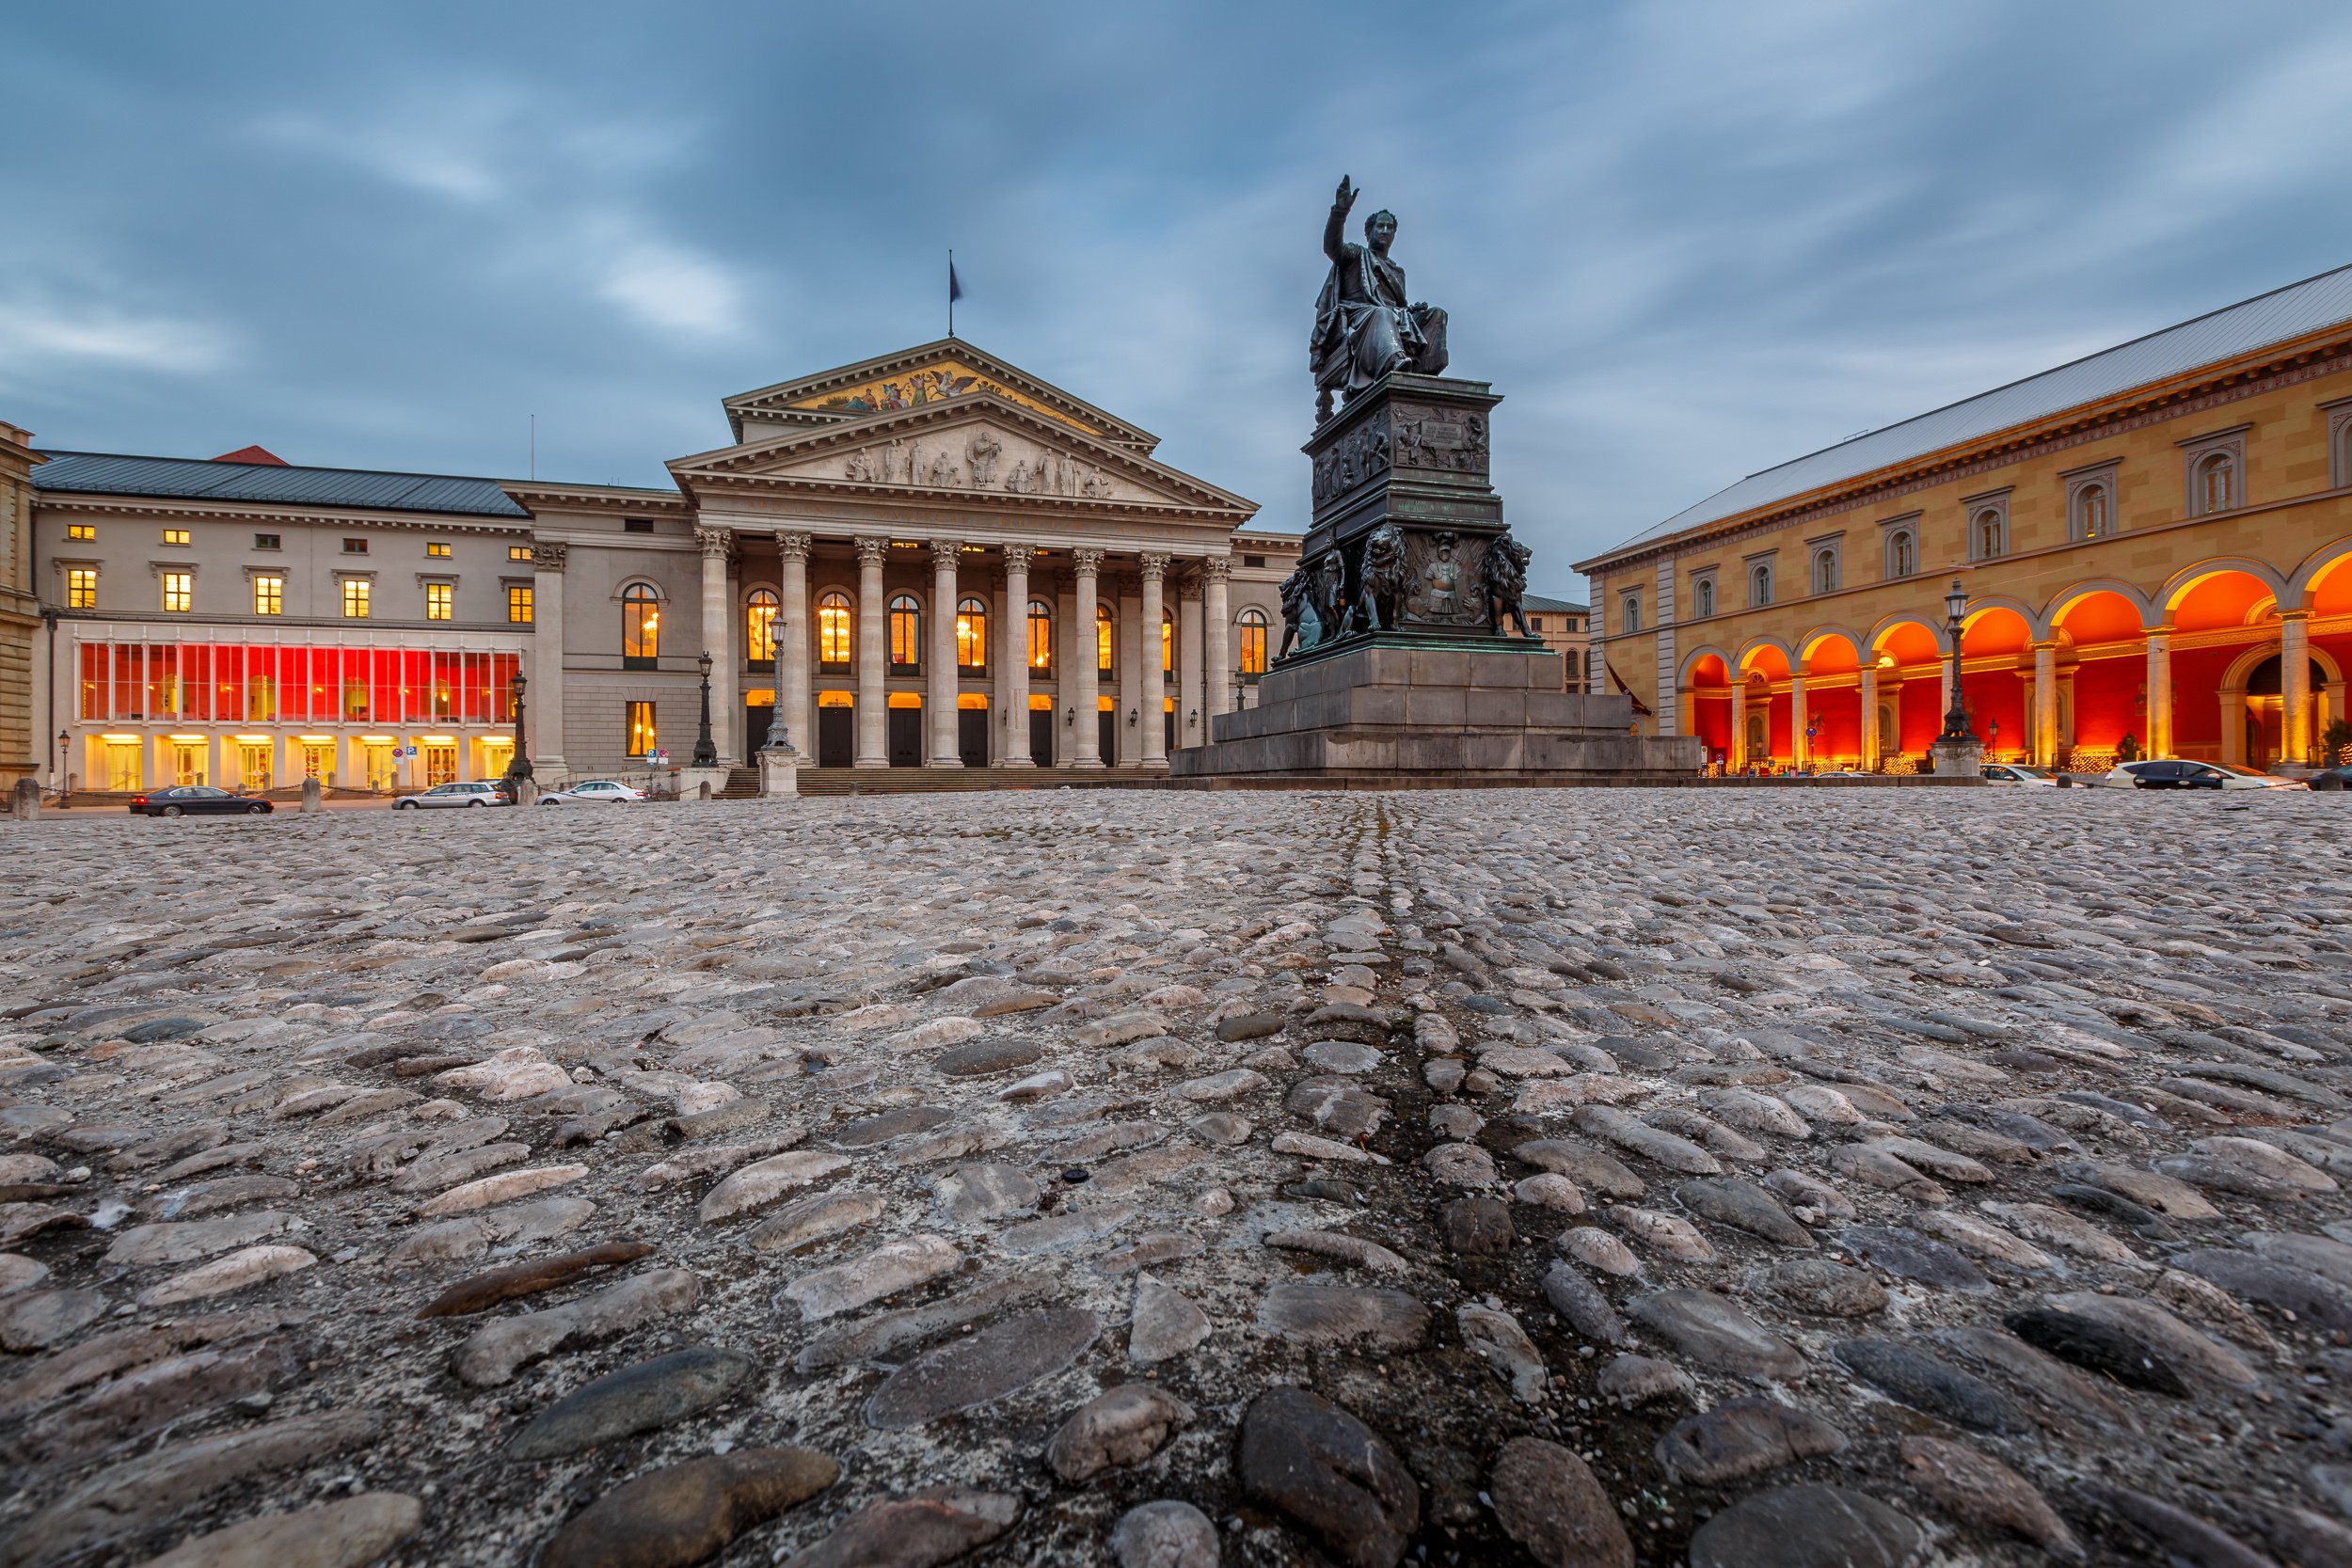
[1621, 593, 1643, 633]
[1237, 607, 1268, 674]
[1160, 608, 1174, 679]
[2074, 483, 2110, 541]
[888, 594, 921, 673]
[1562, 650, 1581, 683]
[957, 597, 988, 669]
[745, 588, 778, 668]
[1027, 599, 1053, 673]
[623, 583, 660, 668]
[1096, 605, 1115, 674]
[2195, 451, 2235, 515]
[817, 591, 851, 672]
[1887, 530, 1916, 578]
[1973, 508, 2007, 560]
[1747, 563, 1772, 608]
[1693, 577, 1716, 618]
[1811, 547, 1839, 595]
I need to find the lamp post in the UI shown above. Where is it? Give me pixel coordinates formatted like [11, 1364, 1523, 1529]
[503, 673, 532, 782]
[56, 730, 70, 807]
[1935, 577, 1973, 744]
[691, 651, 719, 768]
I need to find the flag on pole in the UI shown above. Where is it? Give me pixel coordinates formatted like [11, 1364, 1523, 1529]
[948, 252, 962, 337]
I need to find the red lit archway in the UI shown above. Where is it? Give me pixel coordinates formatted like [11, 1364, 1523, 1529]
[1801, 633, 1863, 765]
[2167, 568, 2283, 758]
[1958, 607, 2032, 756]
[1870, 620, 1946, 757]
[1738, 643, 1792, 764]
[2052, 589, 2149, 756]
[1684, 652, 1733, 765]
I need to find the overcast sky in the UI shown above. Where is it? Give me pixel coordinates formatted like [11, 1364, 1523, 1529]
[8, 2, 2351, 597]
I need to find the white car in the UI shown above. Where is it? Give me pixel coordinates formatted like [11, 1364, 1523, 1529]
[537, 780, 648, 804]
[2100, 759, 2306, 791]
[393, 781, 516, 809]
[1982, 764, 2059, 785]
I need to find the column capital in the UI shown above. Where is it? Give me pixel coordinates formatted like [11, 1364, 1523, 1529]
[1070, 547, 1104, 577]
[1200, 554, 1233, 583]
[1137, 551, 1171, 584]
[2280, 608, 2312, 624]
[531, 541, 567, 573]
[2146, 625, 2175, 642]
[1002, 544, 1038, 572]
[2029, 638, 2061, 651]
[853, 535, 890, 568]
[928, 538, 965, 565]
[775, 531, 813, 563]
[695, 525, 732, 559]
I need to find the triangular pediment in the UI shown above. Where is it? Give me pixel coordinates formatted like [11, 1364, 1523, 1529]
[721, 340, 1155, 451]
[669, 394, 1252, 519]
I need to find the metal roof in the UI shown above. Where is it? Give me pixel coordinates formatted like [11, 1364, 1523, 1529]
[1524, 593, 1588, 613]
[31, 450, 530, 518]
[1600, 261, 2352, 560]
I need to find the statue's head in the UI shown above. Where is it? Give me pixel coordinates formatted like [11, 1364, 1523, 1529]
[1364, 210, 1398, 251]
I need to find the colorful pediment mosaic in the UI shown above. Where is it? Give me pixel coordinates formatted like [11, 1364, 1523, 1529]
[788, 360, 1099, 434]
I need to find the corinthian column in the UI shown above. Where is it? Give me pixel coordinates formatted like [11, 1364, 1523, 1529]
[531, 541, 566, 775]
[695, 527, 736, 762]
[775, 532, 811, 757]
[999, 546, 1036, 766]
[1138, 552, 1169, 768]
[1070, 548, 1104, 768]
[1203, 555, 1233, 721]
[1177, 569, 1203, 751]
[929, 539, 963, 766]
[853, 536, 888, 768]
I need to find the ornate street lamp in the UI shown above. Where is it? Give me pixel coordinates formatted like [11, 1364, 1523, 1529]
[1935, 578, 1974, 744]
[692, 651, 719, 767]
[503, 673, 532, 781]
[56, 730, 70, 807]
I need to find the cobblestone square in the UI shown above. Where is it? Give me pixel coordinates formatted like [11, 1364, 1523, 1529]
[3, 787, 2351, 1567]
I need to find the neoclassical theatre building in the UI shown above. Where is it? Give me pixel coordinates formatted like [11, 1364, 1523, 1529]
[24, 343, 1301, 791]
[1579, 264, 2352, 773]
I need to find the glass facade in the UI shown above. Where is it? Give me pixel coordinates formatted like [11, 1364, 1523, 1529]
[74, 641, 520, 725]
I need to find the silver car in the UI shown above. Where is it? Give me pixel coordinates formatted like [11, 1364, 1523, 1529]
[393, 781, 516, 809]
[537, 780, 648, 804]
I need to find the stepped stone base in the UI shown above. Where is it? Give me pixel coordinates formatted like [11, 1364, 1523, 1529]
[1171, 639, 1702, 781]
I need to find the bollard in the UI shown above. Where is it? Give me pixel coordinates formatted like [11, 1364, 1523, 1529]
[300, 777, 322, 814]
[10, 778, 39, 820]
[516, 780, 540, 806]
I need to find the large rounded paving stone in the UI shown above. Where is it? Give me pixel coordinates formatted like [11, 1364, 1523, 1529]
[1688, 1483, 1923, 1568]
[133, 1493, 422, 1568]
[1626, 1290, 1804, 1380]
[1257, 1284, 1431, 1352]
[1838, 1227, 1990, 1291]
[865, 1307, 1099, 1430]
[1831, 1339, 2011, 1432]
[1764, 1259, 1886, 1318]
[542, 1449, 838, 1568]
[935, 1039, 1043, 1078]
[778, 1487, 1021, 1568]
[506, 1346, 755, 1461]
[1303, 1040, 1383, 1074]
[1109, 1499, 1218, 1568]
[1656, 1398, 1845, 1485]
[1237, 1386, 1420, 1568]
[1488, 1436, 1633, 1568]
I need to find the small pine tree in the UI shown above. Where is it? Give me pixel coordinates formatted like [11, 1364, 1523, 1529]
[2117, 732, 2141, 763]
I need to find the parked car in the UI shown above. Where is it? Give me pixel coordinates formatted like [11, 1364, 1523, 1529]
[2100, 759, 2307, 790]
[129, 785, 272, 817]
[1814, 769, 1876, 779]
[1982, 764, 2058, 785]
[537, 780, 648, 804]
[393, 780, 516, 810]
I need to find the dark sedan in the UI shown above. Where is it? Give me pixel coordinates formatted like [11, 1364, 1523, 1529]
[129, 785, 274, 817]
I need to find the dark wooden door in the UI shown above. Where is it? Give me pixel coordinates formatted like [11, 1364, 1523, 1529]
[1163, 709, 1176, 755]
[1029, 710, 1054, 767]
[743, 703, 774, 754]
[1099, 711, 1117, 765]
[817, 706, 852, 767]
[887, 708, 923, 768]
[959, 709, 988, 768]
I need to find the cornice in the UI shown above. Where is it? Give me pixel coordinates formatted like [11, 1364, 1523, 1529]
[720, 339, 1154, 450]
[501, 483, 690, 516]
[32, 494, 533, 533]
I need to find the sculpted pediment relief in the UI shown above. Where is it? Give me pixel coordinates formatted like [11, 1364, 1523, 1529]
[784, 359, 1101, 436]
[709, 414, 1210, 507]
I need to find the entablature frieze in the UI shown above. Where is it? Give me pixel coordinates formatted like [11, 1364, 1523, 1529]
[31, 495, 534, 535]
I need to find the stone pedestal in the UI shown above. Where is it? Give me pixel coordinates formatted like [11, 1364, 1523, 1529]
[1928, 736, 1985, 779]
[1173, 639, 1701, 781]
[299, 778, 322, 814]
[678, 766, 729, 802]
[759, 749, 802, 799]
[12, 779, 39, 820]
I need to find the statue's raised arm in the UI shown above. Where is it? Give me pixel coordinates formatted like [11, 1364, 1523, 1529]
[1310, 176, 1449, 421]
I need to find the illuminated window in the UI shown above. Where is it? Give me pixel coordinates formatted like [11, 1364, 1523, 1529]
[626, 701, 657, 756]
[2075, 483, 2110, 540]
[509, 545, 532, 562]
[1027, 600, 1053, 672]
[1746, 562, 1772, 607]
[162, 528, 191, 546]
[623, 583, 660, 667]
[818, 591, 852, 670]
[1972, 507, 2008, 560]
[342, 578, 371, 617]
[1096, 604, 1114, 674]
[67, 524, 94, 542]
[746, 588, 778, 667]
[426, 542, 452, 559]
[1810, 545, 1840, 595]
[2194, 451, 2235, 515]
[889, 594, 921, 673]
[67, 568, 97, 609]
[956, 597, 988, 670]
[1237, 607, 1268, 673]
[1161, 608, 1173, 678]
[1885, 529, 1917, 579]
[161, 571, 193, 613]
[425, 582, 453, 620]
[253, 575, 283, 615]
[508, 585, 532, 624]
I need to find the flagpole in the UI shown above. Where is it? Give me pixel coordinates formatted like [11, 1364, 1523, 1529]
[948, 249, 955, 340]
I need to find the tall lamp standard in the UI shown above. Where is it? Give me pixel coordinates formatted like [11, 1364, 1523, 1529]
[691, 651, 719, 768]
[1935, 577, 1974, 744]
[503, 672, 532, 782]
[56, 730, 70, 807]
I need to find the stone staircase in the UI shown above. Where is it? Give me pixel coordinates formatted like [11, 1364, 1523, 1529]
[717, 767, 762, 800]
[791, 766, 1172, 797]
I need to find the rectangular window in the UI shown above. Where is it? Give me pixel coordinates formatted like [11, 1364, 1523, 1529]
[161, 571, 193, 612]
[509, 545, 532, 561]
[425, 582, 453, 620]
[1243, 554, 1266, 569]
[162, 528, 191, 546]
[252, 575, 283, 615]
[626, 701, 657, 756]
[624, 518, 654, 534]
[342, 538, 368, 555]
[253, 532, 280, 550]
[508, 584, 533, 623]
[67, 524, 95, 542]
[426, 542, 452, 559]
[67, 568, 98, 609]
[342, 578, 371, 617]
